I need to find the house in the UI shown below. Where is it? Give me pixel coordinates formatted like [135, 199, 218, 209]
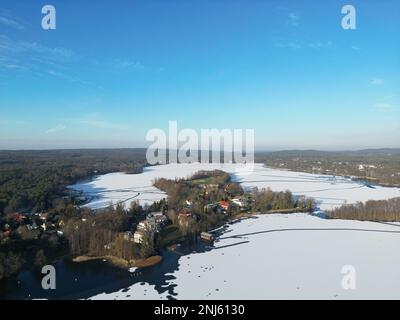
[137, 220, 150, 231]
[200, 184, 219, 195]
[208, 184, 219, 190]
[138, 218, 160, 235]
[178, 211, 192, 218]
[231, 196, 251, 208]
[177, 212, 200, 228]
[147, 212, 167, 226]
[147, 211, 163, 219]
[39, 212, 50, 220]
[200, 232, 214, 242]
[13, 213, 26, 223]
[232, 197, 244, 207]
[185, 200, 193, 208]
[205, 203, 228, 214]
[204, 203, 217, 214]
[1, 230, 11, 238]
[219, 200, 230, 211]
[5, 230, 11, 237]
[177, 212, 191, 227]
[124, 231, 133, 241]
[133, 230, 145, 244]
[176, 200, 193, 211]
[177, 215, 190, 228]
[155, 214, 168, 226]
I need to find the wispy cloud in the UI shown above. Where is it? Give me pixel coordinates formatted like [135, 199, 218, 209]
[46, 124, 66, 134]
[112, 59, 145, 70]
[0, 55, 25, 70]
[0, 34, 92, 86]
[275, 40, 333, 50]
[46, 69, 92, 86]
[371, 78, 385, 86]
[23, 42, 76, 61]
[0, 35, 77, 62]
[308, 41, 333, 49]
[0, 15, 24, 30]
[286, 12, 300, 27]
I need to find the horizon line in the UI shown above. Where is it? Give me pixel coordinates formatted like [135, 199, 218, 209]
[0, 147, 399, 153]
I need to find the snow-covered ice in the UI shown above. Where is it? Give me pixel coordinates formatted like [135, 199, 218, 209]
[71, 163, 400, 210]
[70, 163, 400, 300]
[90, 213, 400, 300]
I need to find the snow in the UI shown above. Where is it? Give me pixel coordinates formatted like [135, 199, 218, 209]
[90, 213, 400, 300]
[69, 163, 400, 300]
[70, 163, 400, 210]
[91, 282, 167, 300]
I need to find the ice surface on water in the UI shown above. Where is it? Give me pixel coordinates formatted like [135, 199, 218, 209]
[90, 213, 400, 300]
[70, 163, 400, 300]
[71, 163, 400, 210]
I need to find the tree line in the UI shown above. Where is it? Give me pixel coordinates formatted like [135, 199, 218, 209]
[327, 197, 400, 221]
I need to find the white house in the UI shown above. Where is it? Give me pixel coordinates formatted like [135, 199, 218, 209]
[137, 221, 150, 231]
[133, 230, 145, 244]
[124, 231, 133, 241]
[232, 197, 244, 207]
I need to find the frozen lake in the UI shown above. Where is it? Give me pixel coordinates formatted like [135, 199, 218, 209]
[67, 163, 400, 300]
[70, 163, 400, 211]
[90, 213, 400, 300]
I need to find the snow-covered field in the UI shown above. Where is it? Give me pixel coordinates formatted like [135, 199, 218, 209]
[70, 163, 400, 210]
[90, 213, 400, 300]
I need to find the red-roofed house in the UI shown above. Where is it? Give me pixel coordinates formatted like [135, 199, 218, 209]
[13, 213, 26, 223]
[219, 200, 230, 211]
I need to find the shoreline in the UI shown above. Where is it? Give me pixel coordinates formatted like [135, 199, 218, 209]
[72, 255, 163, 269]
[73, 163, 400, 212]
[265, 164, 400, 188]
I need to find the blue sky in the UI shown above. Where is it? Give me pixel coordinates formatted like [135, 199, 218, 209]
[0, 0, 399, 150]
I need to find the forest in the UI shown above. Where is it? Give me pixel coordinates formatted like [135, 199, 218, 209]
[0, 149, 147, 281]
[327, 197, 400, 222]
[256, 149, 400, 186]
[0, 149, 147, 215]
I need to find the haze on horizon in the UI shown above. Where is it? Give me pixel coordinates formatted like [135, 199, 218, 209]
[0, 0, 399, 150]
